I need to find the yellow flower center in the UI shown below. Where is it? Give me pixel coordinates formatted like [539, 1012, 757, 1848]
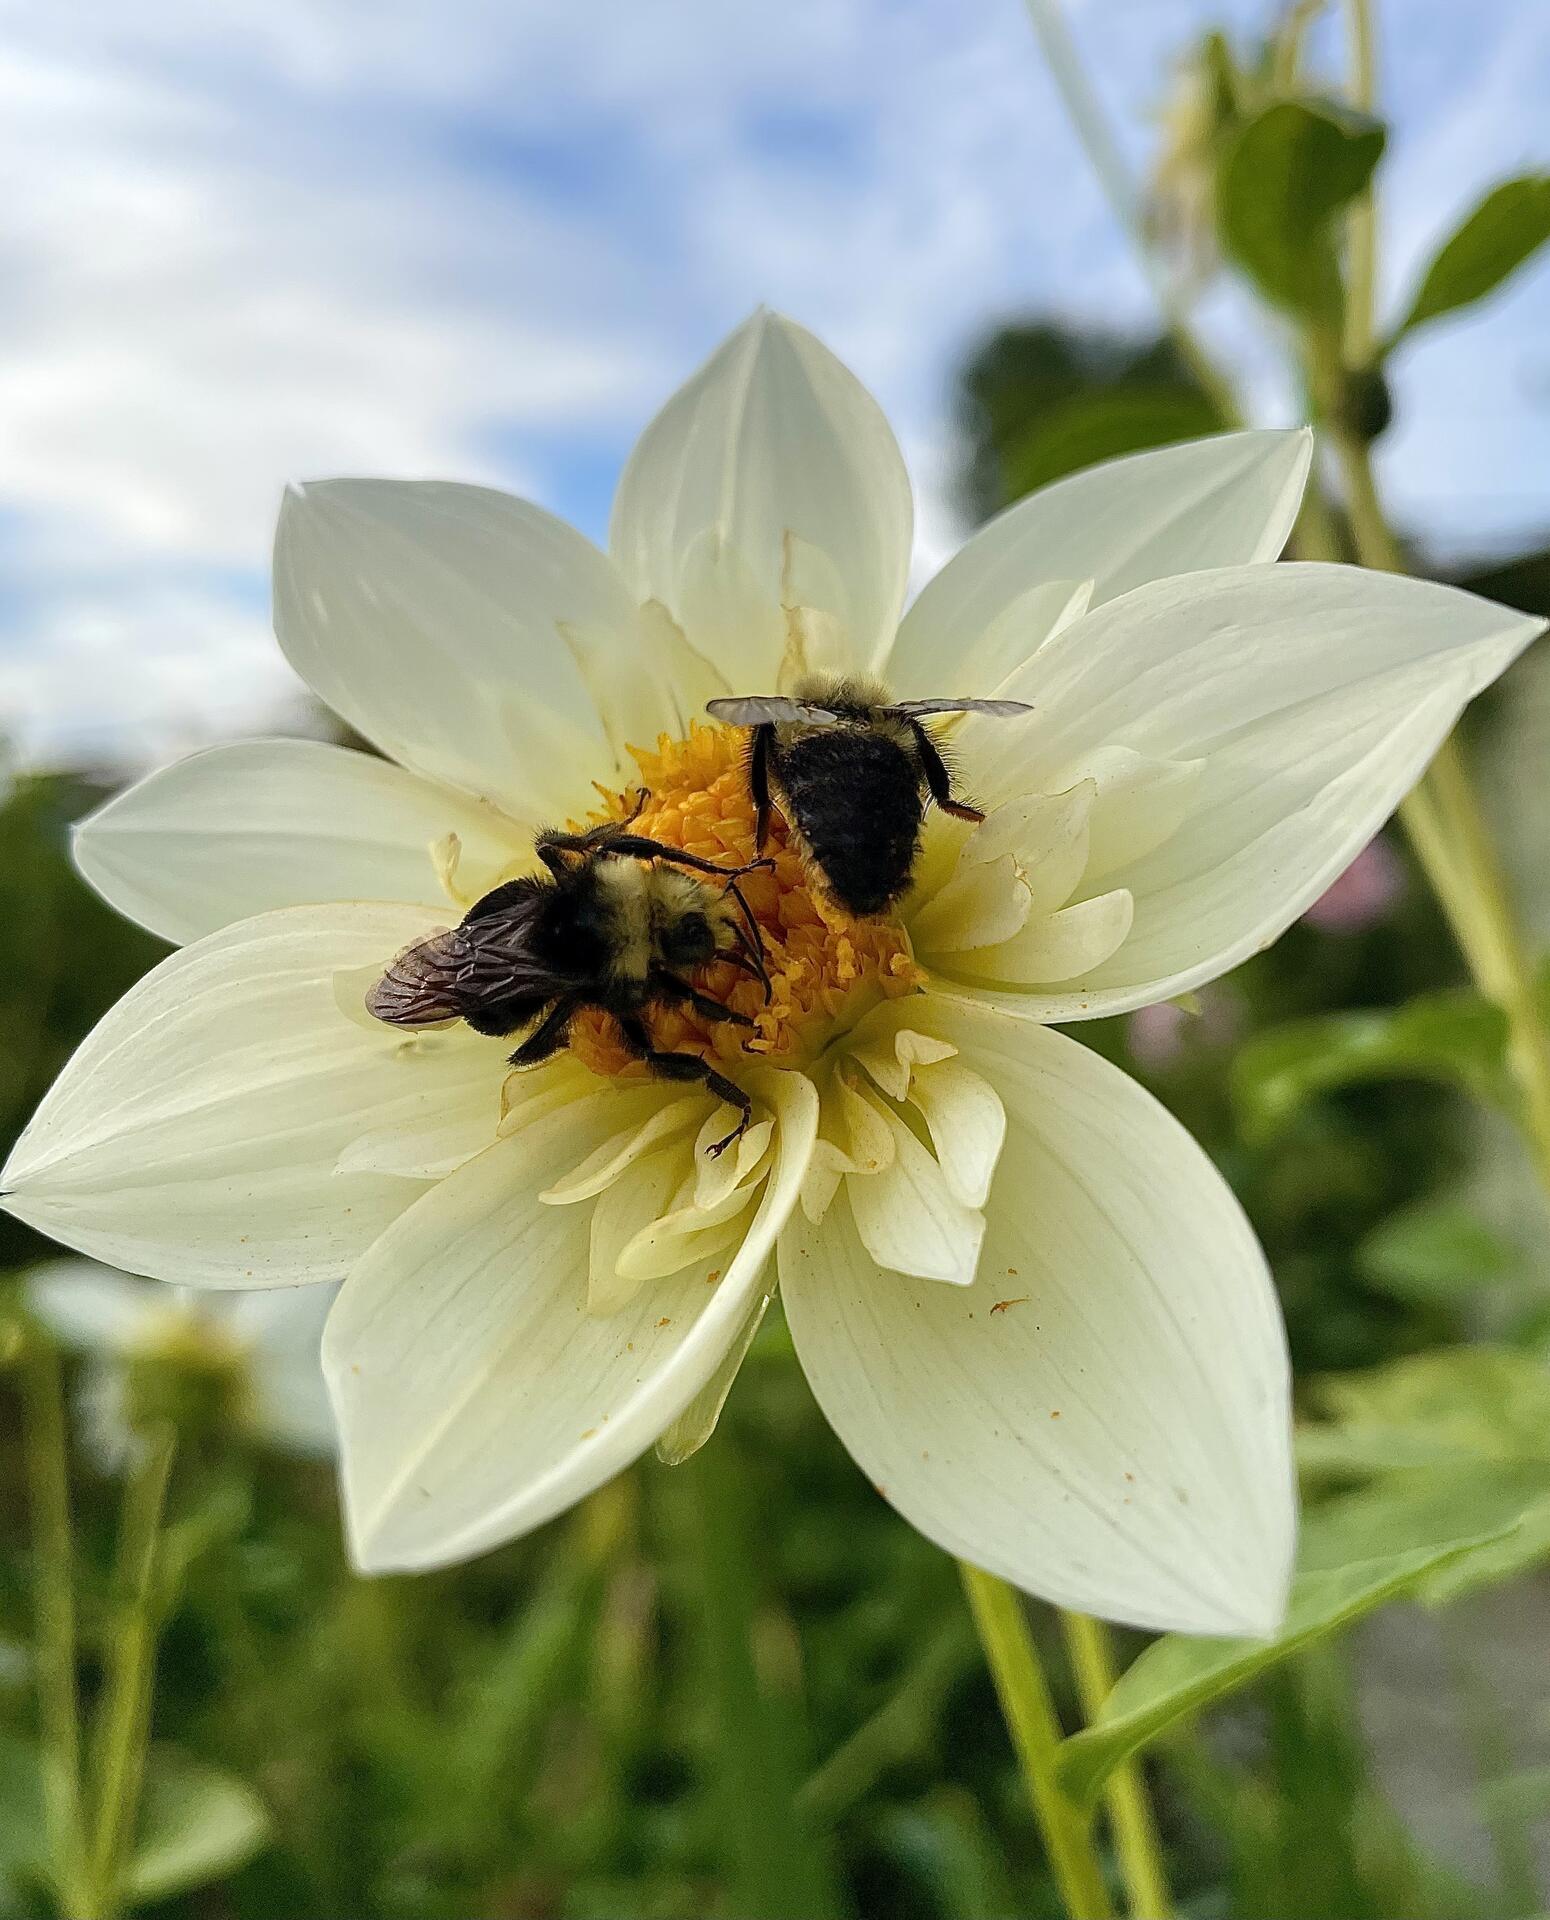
[566, 723, 925, 1080]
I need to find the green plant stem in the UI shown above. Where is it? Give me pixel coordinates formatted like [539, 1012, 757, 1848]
[687, 1438, 843, 1920]
[959, 1564, 1113, 1920]
[1022, 0, 1242, 428]
[1329, 418, 1550, 1197]
[1342, 0, 1379, 366]
[21, 1341, 94, 1919]
[87, 1423, 177, 1919]
[1061, 1613, 1172, 1919]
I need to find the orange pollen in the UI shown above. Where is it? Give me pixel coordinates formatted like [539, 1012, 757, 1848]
[566, 722, 925, 1080]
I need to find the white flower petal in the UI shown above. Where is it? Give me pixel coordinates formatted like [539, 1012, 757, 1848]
[904, 1059, 1006, 1211]
[846, 1026, 958, 1103]
[538, 1094, 705, 1204]
[609, 311, 913, 682]
[274, 480, 667, 820]
[959, 563, 1543, 1017]
[1061, 747, 1206, 884]
[654, 1289, 772, 1467]
[0, 905, 489, 1286]
[333, 1046, 504, 1183]
[327, 1066, 818, 1572]
[782, 1001, 1294, 1636]
[846, 1095, 984, 1287]
[72, 740, 525, 947]
[588, 1149, 682, 1316]
[945, 889, 1134, 987]
[907, 854, 1032, 954]
[889, 577, 1091, 703]
[887, 429, 1311, 686]
[25, 1261, 160, 1354]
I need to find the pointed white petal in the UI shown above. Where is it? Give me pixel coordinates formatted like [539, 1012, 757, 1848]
[908, 854, 1032, 954]
[782, 1000, 1294, 1636]
[957, 563, 1543, 1017]
[25, 1262, 160, 1354]
[1064, 747, 1206, 883]
[0, 906, 500, 1286]
[274, 480, 666, 819]
[609, 311, 914, 681]
[72, 740, 526, 946]
[888, 429, 1311, 687]
[846, 1094, 984, 1287]
[904, 1059, 1006, 1211]
[654, 1289, 772, 1466]
[588, 1150, 682, 1316]
[946, 889, 1134, 987]
[327, 1067, 818, 1572]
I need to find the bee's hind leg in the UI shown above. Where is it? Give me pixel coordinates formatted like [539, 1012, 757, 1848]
[649, 969, 755, 1029]
[617, 1015, 752, 1158]
[908, 718, 985, 824]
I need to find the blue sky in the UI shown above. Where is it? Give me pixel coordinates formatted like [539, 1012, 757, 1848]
[3, 0, 1548, 765]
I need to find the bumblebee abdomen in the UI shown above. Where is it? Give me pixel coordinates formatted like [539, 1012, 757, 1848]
[780, 729, 922, 917]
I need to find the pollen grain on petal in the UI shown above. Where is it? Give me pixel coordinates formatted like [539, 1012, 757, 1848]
[565, 722, 925, 1081]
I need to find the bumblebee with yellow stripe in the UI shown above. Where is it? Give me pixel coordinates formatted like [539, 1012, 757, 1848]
[707, 675, 1032, 918]
[365, 796, 772, 1155]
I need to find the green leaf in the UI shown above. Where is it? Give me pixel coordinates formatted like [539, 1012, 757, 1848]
[1394, 174, 1550, 341]
[0, 1740, 267, 1909]
[1301, 1466, 1550, 1606]
[1358, 1197, 1527, 1306]
[1303, 1346, 1550, 1473]
[1217, 100, 1385, 324]
[1055, 1526, 1512, 1808]
[123, 1747, 271, 1904]
[999, 384, 1222, 499]
[1231, 988, 1510, 1144]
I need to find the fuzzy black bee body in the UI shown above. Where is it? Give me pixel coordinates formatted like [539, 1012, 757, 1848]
[773, 719, 926, 917]
[707, 675, 1033, 919]
[366, 805, 771, 1154]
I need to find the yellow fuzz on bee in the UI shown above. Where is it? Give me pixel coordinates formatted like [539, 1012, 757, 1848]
[565, 723, 925, 1080]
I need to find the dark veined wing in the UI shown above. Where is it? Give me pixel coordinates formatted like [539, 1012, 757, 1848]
[706, 695, 841, 727]
[365, 888, 570, 1030]
[884, 697, 1034, 719]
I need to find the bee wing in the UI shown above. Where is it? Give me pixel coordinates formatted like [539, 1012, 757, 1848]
[365, 927, 470, 1028]
[706, 695, 842, 727]
[365, 896, 571, 1030]
[885, 697, 1034, 719]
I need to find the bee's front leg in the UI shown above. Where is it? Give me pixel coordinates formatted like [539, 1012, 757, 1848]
[649, 969, 755, 1029]
[616, 1015, 752, 1157]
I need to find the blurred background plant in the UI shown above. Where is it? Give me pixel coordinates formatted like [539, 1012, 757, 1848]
[4, 0, 1550, 1915]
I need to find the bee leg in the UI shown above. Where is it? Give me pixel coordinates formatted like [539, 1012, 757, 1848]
[748, 725, 774, 850]
[650, 969, 755, 1029]
[617, 1015, 752, 1157]
[506, 996, 579, 1067]
[908, 718, 985, 824]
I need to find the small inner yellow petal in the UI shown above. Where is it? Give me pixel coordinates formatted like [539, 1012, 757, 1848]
[565, 723, 925, 1082]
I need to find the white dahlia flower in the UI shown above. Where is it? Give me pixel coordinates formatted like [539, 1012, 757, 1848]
[25, 1260, 336, 1466]
[3, 313, 1539, 1634]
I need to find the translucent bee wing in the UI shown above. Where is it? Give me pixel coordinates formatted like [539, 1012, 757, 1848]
[365, 929, 469, 1028]
[706, 695, 842, 727]
[885, 698, 1034, 719]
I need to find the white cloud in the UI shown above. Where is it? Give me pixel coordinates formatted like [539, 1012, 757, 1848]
[3, 0, 1548, 768]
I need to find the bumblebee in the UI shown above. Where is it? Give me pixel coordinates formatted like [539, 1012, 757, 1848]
[706, 675, 1032, 917]
[366, 799, 771, 1155]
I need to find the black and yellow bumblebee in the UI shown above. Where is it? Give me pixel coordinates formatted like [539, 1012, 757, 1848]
[707, 675, 1032, 917]
[366, 800, 771, 1155]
